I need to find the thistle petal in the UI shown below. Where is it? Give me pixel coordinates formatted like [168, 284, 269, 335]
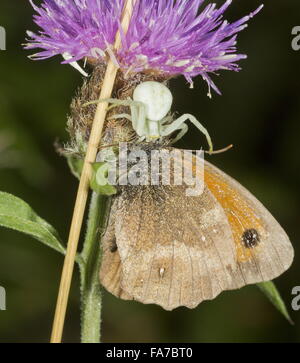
[25, 0, 263, 94]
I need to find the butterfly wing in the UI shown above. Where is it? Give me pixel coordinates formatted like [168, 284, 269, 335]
[101, 183, 238, 310]
[100, 202, 133, 301]
[100, 151, 294, 310]
[204, 160, 294, 288]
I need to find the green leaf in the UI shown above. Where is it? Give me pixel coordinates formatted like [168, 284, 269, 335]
[0, 192, 65, 254]
[90, 162, 117, 196]
[257, 281, 293, 324]
[67, 156, 84, 180]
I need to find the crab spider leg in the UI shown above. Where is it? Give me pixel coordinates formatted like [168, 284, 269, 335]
[147, 121, 160, 140]
[105, 101, 146, 136]
[131, 102, 148, 137]
[130, 104, 138, 131]
[161, 114, 213, 152]
[160, 116, 174, 125]
[169, 123, 189, 145]
[107, 100, 144, 112]
[107, 113, 132, 121]
[107, 100, 145, 115]
[83, 98, 127, 108]
[83, 98, 143, 110]
[82, 98, 148, 137]
[155, 116, 174, 137]
[106, 101, 147, 137]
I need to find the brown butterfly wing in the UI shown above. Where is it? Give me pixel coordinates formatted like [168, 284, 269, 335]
[100, 151, 294, 310]
[101, 183, 238, 310]
[100, 202, 133, 301]
[204, 160, 294, 287]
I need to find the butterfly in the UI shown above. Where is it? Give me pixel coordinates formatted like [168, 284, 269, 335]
[99, 144, 294, 311]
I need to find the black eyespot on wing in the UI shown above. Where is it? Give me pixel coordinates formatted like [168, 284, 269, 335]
[242, 229, 260, 248]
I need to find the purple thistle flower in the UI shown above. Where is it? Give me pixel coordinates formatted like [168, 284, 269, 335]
[25, 0, 263, 95]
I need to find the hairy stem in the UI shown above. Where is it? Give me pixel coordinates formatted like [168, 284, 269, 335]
[80, 192, 111, 343]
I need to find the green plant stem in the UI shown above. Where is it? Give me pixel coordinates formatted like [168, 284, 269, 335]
[79, 192, 111, 343]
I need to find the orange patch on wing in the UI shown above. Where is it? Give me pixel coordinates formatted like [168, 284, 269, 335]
[204, 165, 263, 263]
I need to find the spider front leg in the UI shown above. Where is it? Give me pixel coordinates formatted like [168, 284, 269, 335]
[107, 113, 132, 122]
[129, 102, 160, 140]
[129, 101, 148, 137]
[105, 100, 147, 137]
[169, 123, 189, 145]
[83, 98, 134, 108]
[83, 98, 148, 138]
[161, 114, 213, 152]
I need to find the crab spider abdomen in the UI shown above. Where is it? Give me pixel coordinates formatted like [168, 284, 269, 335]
[133, 81, 173, 122]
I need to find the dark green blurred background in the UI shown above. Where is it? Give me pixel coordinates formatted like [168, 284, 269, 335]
[0, 0, 299, 343]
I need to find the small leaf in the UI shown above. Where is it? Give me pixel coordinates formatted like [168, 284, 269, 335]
[257, 281, 293, 324]
[90, 162, 117, 196]
[0, 192, 65, 254]
[67, 156, 84, 180]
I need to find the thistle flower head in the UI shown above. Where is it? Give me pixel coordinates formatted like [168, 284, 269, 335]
[26, 0, 263, 95]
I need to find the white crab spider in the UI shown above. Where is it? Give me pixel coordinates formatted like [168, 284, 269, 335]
[85, 81, 213, 152]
